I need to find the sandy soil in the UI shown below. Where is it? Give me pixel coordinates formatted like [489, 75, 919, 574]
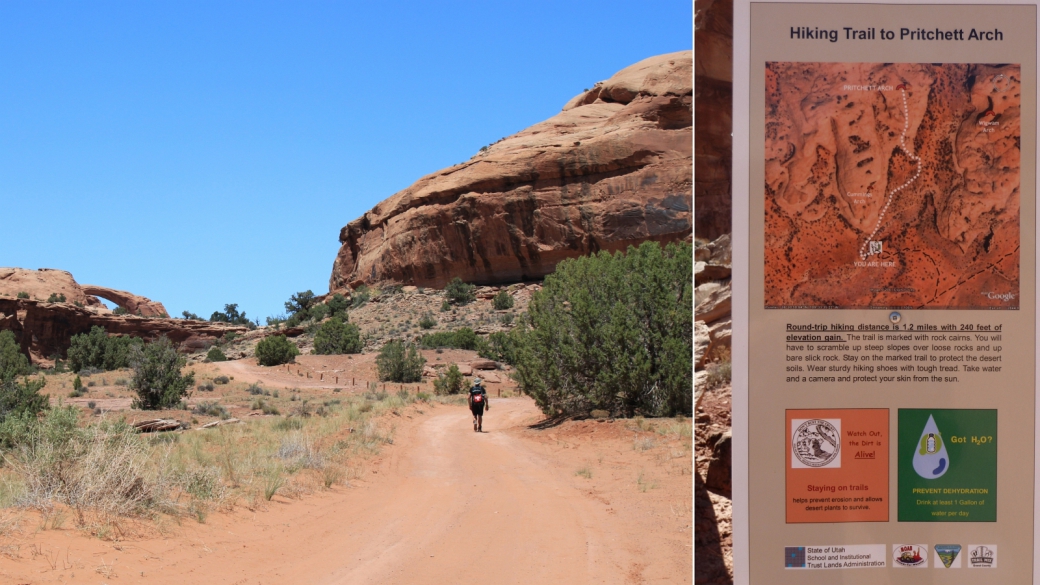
[0, 396, 692, 584]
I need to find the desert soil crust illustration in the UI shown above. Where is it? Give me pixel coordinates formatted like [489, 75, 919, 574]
[765, 62, 1021, 309]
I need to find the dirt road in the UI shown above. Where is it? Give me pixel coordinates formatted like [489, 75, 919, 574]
[0, 397, 688, 584]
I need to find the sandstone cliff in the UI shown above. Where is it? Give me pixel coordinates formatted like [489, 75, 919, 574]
[330, 51, 692, 291]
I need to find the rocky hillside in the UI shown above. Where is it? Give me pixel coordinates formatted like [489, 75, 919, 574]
[329, 51, 692, 291]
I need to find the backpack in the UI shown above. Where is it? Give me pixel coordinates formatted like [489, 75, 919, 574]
[471, 386, 484, 403]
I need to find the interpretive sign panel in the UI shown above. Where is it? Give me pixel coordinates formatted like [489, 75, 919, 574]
[732, 1, 1039, 583]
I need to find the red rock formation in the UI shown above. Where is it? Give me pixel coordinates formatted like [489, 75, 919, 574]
[81, 285, 168, 317]
[0, 268, 101, 307]
[329, 51, 692, 291]
[694, 0, 732, 241]
[0, 298, 247, 365]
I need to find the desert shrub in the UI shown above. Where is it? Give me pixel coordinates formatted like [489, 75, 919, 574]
[512, 241, 692, 417]
[209, 303, 252, 327]
[327, 293, 349, 319]
[46, 293, 67, 303]
[312, 317, 363, 355]
[213, 375, 230, 385]
[444, 277, 475, 305]
[73, 376, 83, 391]
[192, 401, 229, 419]
[351, 285, 371, 308]
[251, 398, 279, 415]
[197, 382, 215, 392]
[433, 364, 465, 395]
[206, 347, 228, 362]
[418, 313, 436, 329]
[308, 303, 330, 322]
[440, 300, 450, 312]
[181, 311, 202, 320]
[419, 328, 482, 350]
[67, 326, 143, 372]
[254, 335, 299, 366]
[266, 314, 288, 327]
[499, 313, 514, 326]
[16, 292, 29, 299]
[0, 376, 48, 427]
[478, 330, 520, 365]
[129, 336, 196, 410]
[376, 340, 425, 383]
[8, 410, 174, 518]
[0, 330, 30, 382]
[492, 290, 514, 310]
[113, 306, 129, 315]
[247, 383, 266, 395]
[284, 290, 316, 316]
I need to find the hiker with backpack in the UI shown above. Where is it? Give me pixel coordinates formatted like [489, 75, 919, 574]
[469, 377, 489, 432]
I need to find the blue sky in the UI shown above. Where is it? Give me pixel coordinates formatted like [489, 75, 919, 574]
[1, 1, 691, 322]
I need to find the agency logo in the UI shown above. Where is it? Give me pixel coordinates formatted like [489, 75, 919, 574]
[791, 419, 841, 469]
[934, 544, 962, 568]
[784, 547, 806, 568]
[893, 544, 928, 568]
[912, 415, 949, 479]
[968, 545, 997, 568]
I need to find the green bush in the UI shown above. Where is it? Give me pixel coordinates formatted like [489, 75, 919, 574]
[46, 293, 67, 303]
[129, 336, 196, 410]
[351, 286, 371, 308]
[0, 330, 30, 382]
[433, 364, 465, 395]
[192, 401, 229, 419]
[0, 331, 47, 426]
[213, 375, 229, 385]
[308, 303, 330, 322]
[67, 326, 143, 372]
[492, 290, 514, 310]
[512, 241, 693, 417]
[16, 292, 29, 299]
[499, 313, 514, 326]
[479, 330, 520, 364]
[444, 277, 475, 305]
[327, 293, 349, 318]
[255, 335, 300, 366]
[312, 317, 363, 355]
[284, 290, 316, 316]
[376, 340, 425, 383]
[440, 300, 451, 312]
[206, 347, 228, 362]
[73, 375, 83, 391]
[418, 313, 436, 329]
[209, 303, 252, 326]
[181, 311, 202, 320]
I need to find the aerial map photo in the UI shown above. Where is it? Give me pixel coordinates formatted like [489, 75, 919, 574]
[764, 62, 1021, 309]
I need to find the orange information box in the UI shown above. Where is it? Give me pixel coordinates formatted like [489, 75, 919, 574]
[785, 409, 889, 523]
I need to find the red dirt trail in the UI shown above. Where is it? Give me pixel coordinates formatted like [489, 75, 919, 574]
[0, 397, 690, 584]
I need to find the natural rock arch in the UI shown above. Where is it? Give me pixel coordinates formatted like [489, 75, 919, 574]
[80, 285, 168, 317]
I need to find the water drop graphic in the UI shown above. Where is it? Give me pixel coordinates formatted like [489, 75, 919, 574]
[913, 415, 949, 479]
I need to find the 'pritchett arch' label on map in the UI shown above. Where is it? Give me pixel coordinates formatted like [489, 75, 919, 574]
[764, 62, 1020, 310]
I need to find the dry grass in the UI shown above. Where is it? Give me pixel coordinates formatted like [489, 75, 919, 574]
[0, 390, 410, 534]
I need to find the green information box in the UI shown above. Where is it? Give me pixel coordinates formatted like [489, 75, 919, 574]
[897, 409, 997, 522]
